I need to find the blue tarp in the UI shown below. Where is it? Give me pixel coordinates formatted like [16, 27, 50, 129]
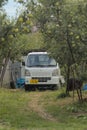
[16, 78, 25, 88]
[82, 84, 87, 91]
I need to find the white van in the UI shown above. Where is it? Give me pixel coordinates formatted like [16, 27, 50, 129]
[24, 51, 62, 91]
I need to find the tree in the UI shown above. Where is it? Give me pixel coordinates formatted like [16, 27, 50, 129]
[0, 0, 8, 7]
[0, 0, 44, 86]
[23, 0, 87, 100]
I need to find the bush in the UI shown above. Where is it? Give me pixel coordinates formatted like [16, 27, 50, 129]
[57, 92, 70, 99]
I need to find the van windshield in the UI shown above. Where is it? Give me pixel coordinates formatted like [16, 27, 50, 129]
[27, 54, 57, 67]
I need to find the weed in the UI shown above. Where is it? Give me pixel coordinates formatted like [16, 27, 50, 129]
[57, 92, 70, 98]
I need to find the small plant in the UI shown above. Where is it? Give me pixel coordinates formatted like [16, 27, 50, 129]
[67, 106, 78, 113]
[57, 92, 70, 99]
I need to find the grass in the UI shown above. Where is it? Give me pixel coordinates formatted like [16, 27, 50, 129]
[0, 88, 87, 130]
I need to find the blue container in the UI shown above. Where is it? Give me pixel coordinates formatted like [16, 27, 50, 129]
[16, 78, 25, 88]
[82, 84, 87, 91]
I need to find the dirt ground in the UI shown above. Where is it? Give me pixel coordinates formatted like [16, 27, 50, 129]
[28, 92, 57, 122]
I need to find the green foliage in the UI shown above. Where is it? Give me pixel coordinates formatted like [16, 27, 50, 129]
[79, 72, 87, 82]
[0, 1, 44, 86]
[26, 0, 87, 80]
[0, 0, 8, 7]
[0, 14, 20, 62]
[0, 0, 87, 86]
[16, 31, 44, 55]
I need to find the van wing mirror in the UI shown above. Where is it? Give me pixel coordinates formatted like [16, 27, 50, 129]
[57, 63, 59, 66]
[22, 61, 25, 66]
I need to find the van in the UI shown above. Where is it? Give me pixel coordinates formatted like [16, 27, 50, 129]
[23, 51, 62, 91]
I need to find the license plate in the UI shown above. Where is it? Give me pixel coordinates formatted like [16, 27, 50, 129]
[30, 79, 38, 84]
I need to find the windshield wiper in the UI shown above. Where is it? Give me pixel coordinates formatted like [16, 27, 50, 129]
[27, 65, 44, 67]
[27, 64, 56, 67]
[44, 65, 56, 67]
[34, 65, 45, 67]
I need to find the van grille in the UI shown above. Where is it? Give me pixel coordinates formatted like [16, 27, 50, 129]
[32, 77, 51, 82]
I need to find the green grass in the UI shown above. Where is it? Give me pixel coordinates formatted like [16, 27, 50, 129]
[0, 88, 87, 130]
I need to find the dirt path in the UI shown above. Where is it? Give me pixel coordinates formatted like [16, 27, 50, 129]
[28, 92, 57, 122]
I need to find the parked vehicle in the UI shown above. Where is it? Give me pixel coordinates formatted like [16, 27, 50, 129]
[23, 51, 64, 91]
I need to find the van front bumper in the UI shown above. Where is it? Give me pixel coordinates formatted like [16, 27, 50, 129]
[25, 76, 60, 86]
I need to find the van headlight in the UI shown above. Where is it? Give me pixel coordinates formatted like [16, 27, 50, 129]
[52, 69, 59, 76]
[25, 69, 31, 76]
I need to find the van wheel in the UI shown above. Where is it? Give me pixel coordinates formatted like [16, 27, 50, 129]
[25, 85, 30, 91]
[31, 86, 36, 91]
[51, 85, 58, 90]
[10, 81, 15, 89]
[25, 85, 36, 91]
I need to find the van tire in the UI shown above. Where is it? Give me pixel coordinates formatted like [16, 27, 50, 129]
[10, 81, 16, 89]
[25, 85, 30, 91]
[25, 85, 36, 91]
[51, 85, 58, 90]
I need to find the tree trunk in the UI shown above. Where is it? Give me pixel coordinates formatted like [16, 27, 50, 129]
[66, 28, 83, 102]
[66, 62, 70, 94]
[0, 51, 10, 87]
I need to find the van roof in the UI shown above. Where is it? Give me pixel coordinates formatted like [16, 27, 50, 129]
[28, 52, 47, 55]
